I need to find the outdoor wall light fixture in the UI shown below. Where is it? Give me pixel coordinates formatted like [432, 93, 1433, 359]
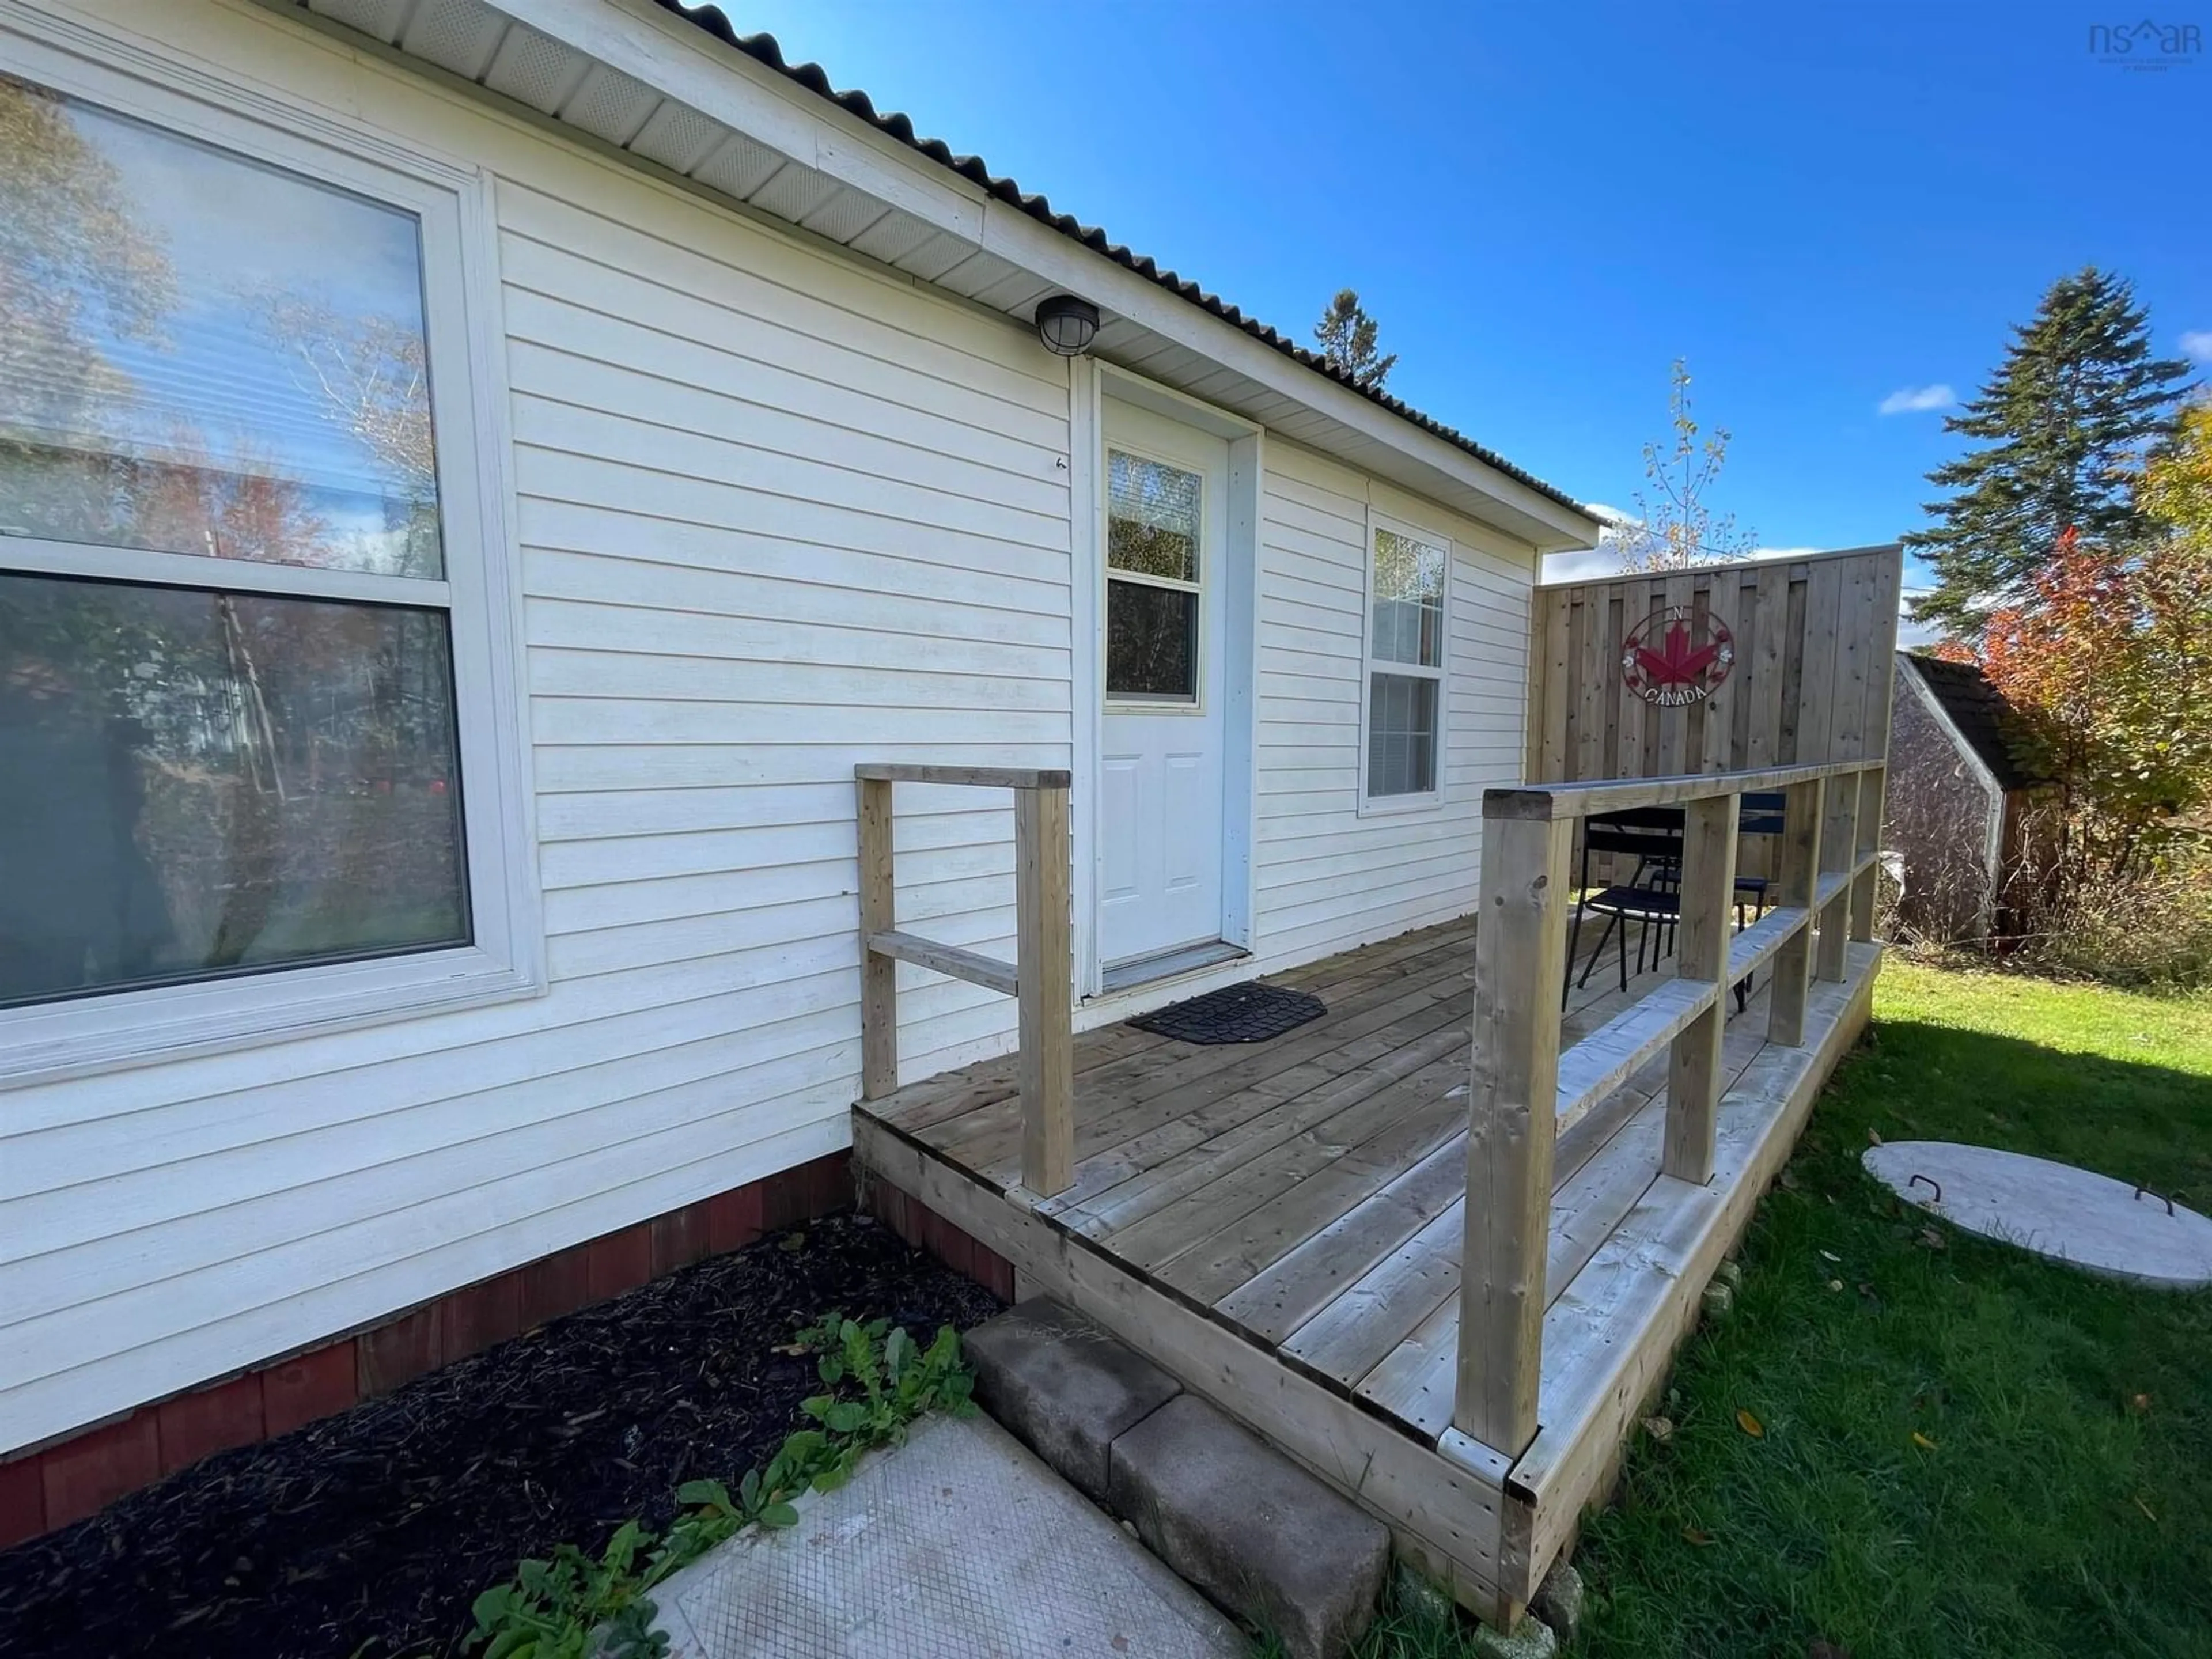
[1034, 294, 1100, 356]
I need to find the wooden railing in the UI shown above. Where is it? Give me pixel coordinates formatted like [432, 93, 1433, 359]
[854, 764, 1075, 1196]
[1454, 757, 1887, 1459]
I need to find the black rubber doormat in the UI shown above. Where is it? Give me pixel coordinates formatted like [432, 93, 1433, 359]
[1128, 982, 1326, 1045]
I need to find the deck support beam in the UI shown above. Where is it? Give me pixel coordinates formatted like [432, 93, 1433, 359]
[1816, 766, 1861, 982]
[1456, 813, 1574, 1460]
[1849, 765, 1885, 942]
[1015, 782, 1075, 1196]
[856, 775, 898, 1099]
[1662, 792, 1738, 1184]
[1765, 776, 1825, 1047]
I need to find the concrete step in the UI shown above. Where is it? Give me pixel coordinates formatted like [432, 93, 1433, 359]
[966, 1297, 1389, 1659]
[964, 1296, 1182, 1504]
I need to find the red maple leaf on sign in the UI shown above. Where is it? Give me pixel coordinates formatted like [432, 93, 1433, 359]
[1635, 618, 1721, 685]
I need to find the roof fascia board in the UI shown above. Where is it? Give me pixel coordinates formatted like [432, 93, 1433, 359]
[494, 0, 1600, 551]
[499, 0, 991, 229]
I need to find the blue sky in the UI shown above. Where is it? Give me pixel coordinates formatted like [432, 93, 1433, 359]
[726, 1, 2207, 595]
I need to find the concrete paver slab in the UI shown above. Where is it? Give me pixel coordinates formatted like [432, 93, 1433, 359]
[651, 1411, 1248, 1658]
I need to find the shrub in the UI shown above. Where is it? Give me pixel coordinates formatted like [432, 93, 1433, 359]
[2018, 847, 2212, 989]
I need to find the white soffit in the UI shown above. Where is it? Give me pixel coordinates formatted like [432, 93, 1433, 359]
[277, 0, 1598, 552]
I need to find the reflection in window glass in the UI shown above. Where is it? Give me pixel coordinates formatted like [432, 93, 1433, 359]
[1107, 450, 1201, 581]
[1368, 672, 1438, 798]
[1371, 529, 1445, 667]
[1106, 579, 1198, 700]
[0, 76, 442, 578]
[0, 573, 468, 1006]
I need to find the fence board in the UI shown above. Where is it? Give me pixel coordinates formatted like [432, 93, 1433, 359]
[1526, 547, 1902, 787]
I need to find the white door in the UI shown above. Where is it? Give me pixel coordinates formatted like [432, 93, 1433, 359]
[1097, 400, 1230, 969]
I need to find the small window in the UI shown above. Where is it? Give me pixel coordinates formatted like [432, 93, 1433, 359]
[0, 59, 533, 1075]
[1362, 519, 1449, 805]
[1105, 449, 1202, 703]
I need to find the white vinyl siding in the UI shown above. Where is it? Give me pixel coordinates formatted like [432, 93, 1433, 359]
[1, 0, 1541, 1461]
[0, 0, 1069, 1456]
[1252, 442, 1533, 964]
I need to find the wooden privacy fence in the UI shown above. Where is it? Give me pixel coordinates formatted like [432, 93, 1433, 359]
[1454, 755, 1887, 1460]
[855, 763, 1074, 1195]
[1527, 546, 1901, 881]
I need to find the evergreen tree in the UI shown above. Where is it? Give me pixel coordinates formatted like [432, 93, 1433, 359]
[1313, 288, 1397, 391]
[1908, 267, 2192, 638]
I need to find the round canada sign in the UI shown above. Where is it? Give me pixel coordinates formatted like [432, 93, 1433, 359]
[1621, 605, 1734, 707]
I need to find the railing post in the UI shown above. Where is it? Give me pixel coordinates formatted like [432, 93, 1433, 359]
[1766, 775, 1825, 1048]
[1662, 791, 1738, 1184]
[856, 775, 899, 1099]
[1457, 806, 1574, 1459]
[1816, 767, 1859, 982]
[1849, 764, 1885, 942]
[1014, 781, 1074, 1196]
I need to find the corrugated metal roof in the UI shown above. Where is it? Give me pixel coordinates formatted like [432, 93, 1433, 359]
[653, 1, 1590, 520]
[1902, 653, 2050, 793]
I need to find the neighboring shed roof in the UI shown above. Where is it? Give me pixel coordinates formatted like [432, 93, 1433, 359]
[654, 2, 1589, 520]
[1901, 653, 2049, 793]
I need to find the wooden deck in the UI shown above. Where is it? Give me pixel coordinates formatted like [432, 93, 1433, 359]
[853, 912, 1881, 1619]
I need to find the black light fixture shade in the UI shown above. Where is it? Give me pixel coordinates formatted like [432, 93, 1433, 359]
[1034, 293, 1100, 357]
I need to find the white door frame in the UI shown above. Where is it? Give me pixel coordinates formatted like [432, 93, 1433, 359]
[1069, 360, 1262, 1002]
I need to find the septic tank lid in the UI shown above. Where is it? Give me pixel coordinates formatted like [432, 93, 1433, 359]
[1863, 1141, 2212, 1289]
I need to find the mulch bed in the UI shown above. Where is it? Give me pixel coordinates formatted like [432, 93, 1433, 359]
[0, 1214, 1003, 1659]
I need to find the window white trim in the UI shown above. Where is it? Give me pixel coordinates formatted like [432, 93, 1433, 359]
[0, 16, 543, 1089]
[1357, 506, 1452, 816]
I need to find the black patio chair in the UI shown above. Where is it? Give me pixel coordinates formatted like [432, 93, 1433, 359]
[1643, 790, 1787, 952]
[1564, 813, 1684, 999]
[1565, 793, 1791, 1011]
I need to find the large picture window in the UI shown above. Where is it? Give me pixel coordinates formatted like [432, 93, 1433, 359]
[0, 47, 533, 1077]
[1361, 516, 1449, 806]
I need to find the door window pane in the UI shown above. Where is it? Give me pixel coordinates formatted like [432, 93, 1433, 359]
[0, 571, 467, 1006]
[1107, 450, 1201, 582]
[1368, 672, 1438, 798]
[0, 76, 442, 578]
[1106, 578, 1198, 700]
[1371, 528, 1445, 667]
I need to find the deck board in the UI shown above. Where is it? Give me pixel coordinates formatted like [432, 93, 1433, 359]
[852, 912, 1880, 1612]
[928, 935, 1474, 1179]
[1043, 1016, 1468, 1234]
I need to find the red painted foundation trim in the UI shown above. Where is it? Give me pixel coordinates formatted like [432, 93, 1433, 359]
[586, 1224, 655, 1304]
[444, 1271, 525, 1361]
[41, 1414, 161, 1531]
[517, 1244, 592, 1335]
[155, 1374, 266, 1475]
[0, 1150, 853, 1550]
[863, 1177, 1016, 1306]
[263, 1343, 358, 1437]
[0, 1452, 46, 1551]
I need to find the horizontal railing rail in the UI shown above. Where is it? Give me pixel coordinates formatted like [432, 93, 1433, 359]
[1453, 756, 1885, 1463]
[855, 763, 1074, 1196]
[1479, 757, 1885, 821]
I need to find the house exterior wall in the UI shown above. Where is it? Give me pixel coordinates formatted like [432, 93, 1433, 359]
[1887, 661, 2002, 943]
[1252, 443, 1533, 961]
[0, 0, 1541, 1463]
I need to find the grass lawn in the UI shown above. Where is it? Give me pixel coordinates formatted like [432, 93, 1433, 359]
[1359, 960, 2212, 1659]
